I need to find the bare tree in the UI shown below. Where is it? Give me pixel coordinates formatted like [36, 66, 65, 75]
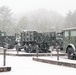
[64, 10, 76, 28]
[65, 10, 72, 28]
[17, 16, 28, 32]
[71, 10, 76, 27]
[0, 6, 14, 35]
[15, 9, 64, 33]
[30, 9, 64, 32]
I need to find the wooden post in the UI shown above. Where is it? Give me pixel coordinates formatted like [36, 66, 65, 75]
[36, 45, 38, 57]
[16, 44, 19, 54]
[51, 49, 52, 58]
[49, 46, 53, 58]
[57, 49, 59, 60]
[3, 48, 6, 66]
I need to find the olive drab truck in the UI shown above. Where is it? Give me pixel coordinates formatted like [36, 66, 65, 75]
[20, 30, 56, 53]
[62, 27, 76, 59]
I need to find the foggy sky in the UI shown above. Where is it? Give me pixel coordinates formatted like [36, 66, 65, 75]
[0, 0, 76, 16]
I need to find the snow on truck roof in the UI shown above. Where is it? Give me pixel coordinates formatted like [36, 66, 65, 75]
[22, 30, 37, 32]
[62, 27, 76, 31]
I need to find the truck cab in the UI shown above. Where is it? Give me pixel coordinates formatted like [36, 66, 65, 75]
[62, 27, 76, 59]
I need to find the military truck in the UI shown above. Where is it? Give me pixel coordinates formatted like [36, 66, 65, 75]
[20, 30, 56, 53]
[62, 27, 76, 59]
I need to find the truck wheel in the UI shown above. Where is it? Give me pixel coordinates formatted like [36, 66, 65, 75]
[67, 47, 74, 59]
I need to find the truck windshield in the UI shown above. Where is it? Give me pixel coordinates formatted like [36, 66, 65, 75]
[64, 31, 69, 37]
[71, 31, 76, 36]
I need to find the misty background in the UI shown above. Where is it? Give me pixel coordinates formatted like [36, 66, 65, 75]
[0, 6, 76, 35]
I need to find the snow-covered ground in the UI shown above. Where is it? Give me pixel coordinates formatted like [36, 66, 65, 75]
[0, 47, 65, 54]
[37, 56, 76, 64]
[0, 55, 76, 75]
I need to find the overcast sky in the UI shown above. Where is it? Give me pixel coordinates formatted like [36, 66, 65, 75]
[0, 0, 76, 16]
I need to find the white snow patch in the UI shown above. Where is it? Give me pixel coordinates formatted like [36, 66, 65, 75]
[0, 55, 76, 75]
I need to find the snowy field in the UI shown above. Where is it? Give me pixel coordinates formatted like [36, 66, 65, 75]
[0, 47, 65, 55]
[38, 56, 76, 64]
[0, 55, 76, 75]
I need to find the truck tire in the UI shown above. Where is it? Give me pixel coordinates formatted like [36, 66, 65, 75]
[67, 47, 74, 59]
